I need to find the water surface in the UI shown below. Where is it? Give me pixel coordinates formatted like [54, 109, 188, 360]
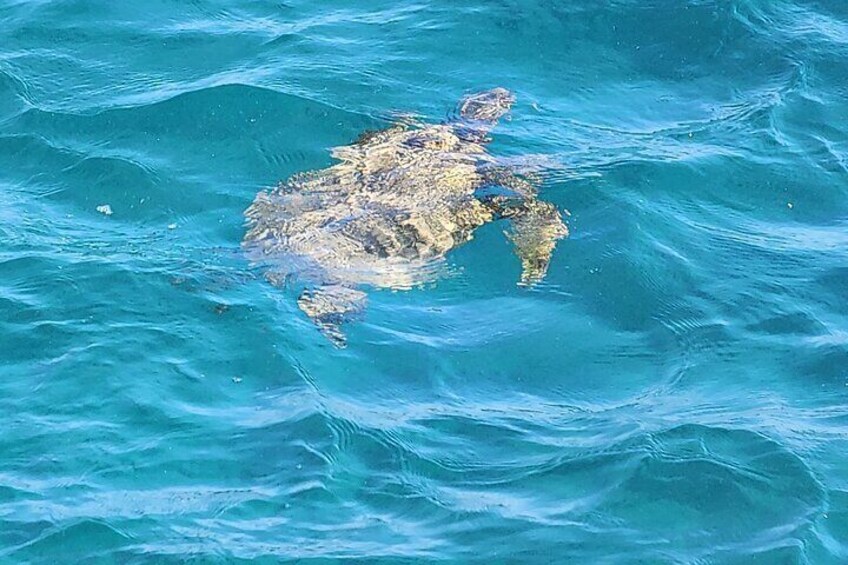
[1, 0, 848, 562]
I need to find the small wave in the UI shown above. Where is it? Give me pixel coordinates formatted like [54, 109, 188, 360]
[267, 387, 827, 560]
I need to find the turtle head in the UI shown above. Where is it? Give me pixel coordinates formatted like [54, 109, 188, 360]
[454, 88, 515, 143]
[458, 87, 515, 123]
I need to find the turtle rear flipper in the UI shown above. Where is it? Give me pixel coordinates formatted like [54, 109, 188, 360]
[297, 285, 368, 347]
[504, 200, 568, 286]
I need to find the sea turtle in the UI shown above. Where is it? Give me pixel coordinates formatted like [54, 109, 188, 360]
[243, 88, 567, 345]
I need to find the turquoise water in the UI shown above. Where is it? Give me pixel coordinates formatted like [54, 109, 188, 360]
[2, 0, 848, 561]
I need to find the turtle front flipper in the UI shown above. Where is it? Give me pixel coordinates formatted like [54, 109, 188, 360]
[297, 285, 368, 347]
[503, 200, 568, 286]
[480, 166, 539, 199]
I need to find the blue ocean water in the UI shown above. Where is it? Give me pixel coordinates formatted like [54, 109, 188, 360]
[1, 0, 847, 561]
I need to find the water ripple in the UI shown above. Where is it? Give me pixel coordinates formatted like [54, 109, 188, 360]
[1, 0, 848, 561]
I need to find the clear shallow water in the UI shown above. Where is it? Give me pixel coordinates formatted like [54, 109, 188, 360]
[1, 0, 847, 561]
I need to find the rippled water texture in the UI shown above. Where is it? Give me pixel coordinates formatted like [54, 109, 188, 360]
[2, 0, 848, 562]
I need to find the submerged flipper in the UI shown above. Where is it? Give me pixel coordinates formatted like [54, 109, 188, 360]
[503, 200, 568, 285]
[478, 169, 568, 285]
[297, 285, 368, 347]
[481, 166, 539, 199]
